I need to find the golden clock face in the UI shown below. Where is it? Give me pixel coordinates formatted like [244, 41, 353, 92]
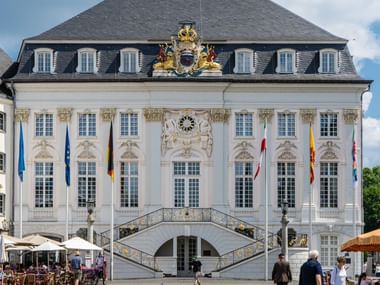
[178, 115, 195, 132]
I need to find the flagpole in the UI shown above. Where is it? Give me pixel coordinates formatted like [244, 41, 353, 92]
[264, 117, 268, 281]
[309, 123, 314, 249]
[65, 124, 70, 241]
[19, 182, 23, 239]
[352, 127, 357, 276]
[110, 180, 114, 281]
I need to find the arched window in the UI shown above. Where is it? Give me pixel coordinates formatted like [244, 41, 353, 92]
[276, 49, 296, 74]
[319, 49, 338, 73]
[119, 48, 142, 73]
[233, 49, 255, 74]
[33, 48, 54, 73]
[76, 48, 98, 73]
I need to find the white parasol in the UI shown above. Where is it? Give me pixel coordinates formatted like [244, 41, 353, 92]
[61, 236, 102, 251]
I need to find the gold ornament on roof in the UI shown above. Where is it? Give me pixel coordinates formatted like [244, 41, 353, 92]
[153, 22, 222, 77]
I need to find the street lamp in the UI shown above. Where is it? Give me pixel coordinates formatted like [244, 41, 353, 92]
[281, 199, 289, 261]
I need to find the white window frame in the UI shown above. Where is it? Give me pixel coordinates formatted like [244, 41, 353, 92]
[77, 161, 96, 208]
[235, 112, 254, 137]
[119, 48, 141, 73]
[0, 153, 5, 173]
[76, 48, 97, 73]
[320, 235, 338, 267]
[34, 162, 54, 208]
[33, 48, 54, 73]
[234, 161, 253, 208]
[277, 112, 296, 137]
[0, 112, 5, 132]
[78, 113, 96, 137]
[320, 162, 338, 208]
[120, 112, 139, 137]
[276, 49, 296, 74]
[277, 162, 296, 208]
[120, 161, 139, 208]
[233, 48, 255, 74]
[0, 194, 4, 216]
[320, 112, 338, 137]
[318, 49, 338, 74]
[35, 113, 54, 137]
[173, 162, 200, 208]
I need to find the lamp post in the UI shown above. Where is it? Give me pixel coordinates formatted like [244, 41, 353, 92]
[87, 199, 95, 266]
[281, 199, 289, 261]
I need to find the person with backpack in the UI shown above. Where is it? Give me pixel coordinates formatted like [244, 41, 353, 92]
[191, 256, 202, 285]
[272, 253, 292, 285]
[330, 256, 347, 285]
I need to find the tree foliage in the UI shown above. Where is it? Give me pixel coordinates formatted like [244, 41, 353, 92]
[363, 166, 380, 232]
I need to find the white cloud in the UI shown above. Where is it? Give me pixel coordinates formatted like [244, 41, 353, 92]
[363, 117, 380, 167]
[272, 0, 380, 63]
[362, 91, 373, 113]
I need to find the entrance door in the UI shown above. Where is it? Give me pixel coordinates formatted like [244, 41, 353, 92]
[173, 162, 200, 208]
[177, 236, 197, 277]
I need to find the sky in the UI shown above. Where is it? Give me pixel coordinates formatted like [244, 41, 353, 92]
[0, 0, 379, 167]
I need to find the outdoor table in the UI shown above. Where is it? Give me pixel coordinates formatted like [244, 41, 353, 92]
[367, 276, 380, 285]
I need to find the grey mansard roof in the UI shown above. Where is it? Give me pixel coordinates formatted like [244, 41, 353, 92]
[28, 0, 345, 42]
[0, 48, 12, 77]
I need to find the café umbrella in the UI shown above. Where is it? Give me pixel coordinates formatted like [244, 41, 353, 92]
[341, 228, 380, 252]
[31, 241, 66, 267]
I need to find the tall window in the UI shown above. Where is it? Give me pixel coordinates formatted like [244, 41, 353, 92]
[235, 113, 253, 137]
[320, 235, 338, 267]
[320, 162, 338, 208]
[0, 112, 6, 132]
[277, 162, 295, 208]
[78, 162, 96, 207]
[35, 162, 53, 208]
[0, 153, 5, 172]
[234, 49, 254, 74]
[33, 49, 53, 73]
[77, 49, 97, 73]
[120, 49, 140, 73]
[120, 161, 138, 207]
[277, 50, 295, 73]
[0, 194, 4, 215]
[35, 114, 53, 137]
[278, 113, 295, 137]
[320, 113, 338, 137]
[235, 162, 253, 208]
[319, 50, 337, 73]
[173, 162, 200, 208]
[120, 113, 138, 136]
[79, 114, 96, 137]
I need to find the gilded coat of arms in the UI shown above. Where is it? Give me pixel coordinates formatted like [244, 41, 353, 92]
[153, 22, 222, 77]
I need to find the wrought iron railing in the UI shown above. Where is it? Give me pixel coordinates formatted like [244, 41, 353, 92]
[93, 232, 159, 270]
[99, 207, 275, 243]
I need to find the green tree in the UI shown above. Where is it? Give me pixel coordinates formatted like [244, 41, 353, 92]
[363, 167, 380, 232]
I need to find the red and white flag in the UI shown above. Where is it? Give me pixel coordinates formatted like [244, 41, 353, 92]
[254, 121, 267, 180]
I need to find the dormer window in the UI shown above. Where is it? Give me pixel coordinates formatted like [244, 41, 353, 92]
[33, 48, 54, 73]
[76, 48, 97, 73]
[233, 49, 254, 74]
[119, 48, 142, 73]
[276, 49, 296, 74]
[319, 49, 338, 73]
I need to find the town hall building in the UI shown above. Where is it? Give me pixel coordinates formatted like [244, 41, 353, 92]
[5, 0, 371, 279]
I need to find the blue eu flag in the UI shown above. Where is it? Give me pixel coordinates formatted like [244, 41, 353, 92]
[18, 122, 25, 182]
[65, 125, 70, 186]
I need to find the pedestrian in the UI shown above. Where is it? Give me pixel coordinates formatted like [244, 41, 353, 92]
[95, 252, 106, 285]
[191, 256, 202, 285]
[272, 253, 292, 285]
[330, 256, 347, 285]
[299, 250, 323, 285]
[71, 250, 83, 285]
[358, 272, 369, 285]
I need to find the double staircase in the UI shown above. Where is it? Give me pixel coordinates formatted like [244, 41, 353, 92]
[93, 208, 306, 273]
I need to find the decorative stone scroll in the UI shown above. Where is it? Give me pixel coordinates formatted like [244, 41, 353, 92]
[343, 109, 359, 124]
[100, 108, 116, 122]
[234, 141, 254, 160]
[77, 140, 96, 159]
[33, 139, 54, 159]
[300, 109, 317, 124]
[15, 108, 30, 122]
[57, 108, 73, 122]
[210, 108, 231, 123]
[276, 140, 297, 160]
[143, 108, 164, 122]
[319, 141, 340, 160]
[120, 140, 139, 159]
[161, 109, 213, 157]
[258, 109, 274, 123]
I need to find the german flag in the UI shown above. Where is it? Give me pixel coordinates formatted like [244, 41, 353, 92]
[107, 121, 114, 182]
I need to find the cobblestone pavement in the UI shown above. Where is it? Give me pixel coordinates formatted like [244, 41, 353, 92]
[108, 278, 275, 285]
